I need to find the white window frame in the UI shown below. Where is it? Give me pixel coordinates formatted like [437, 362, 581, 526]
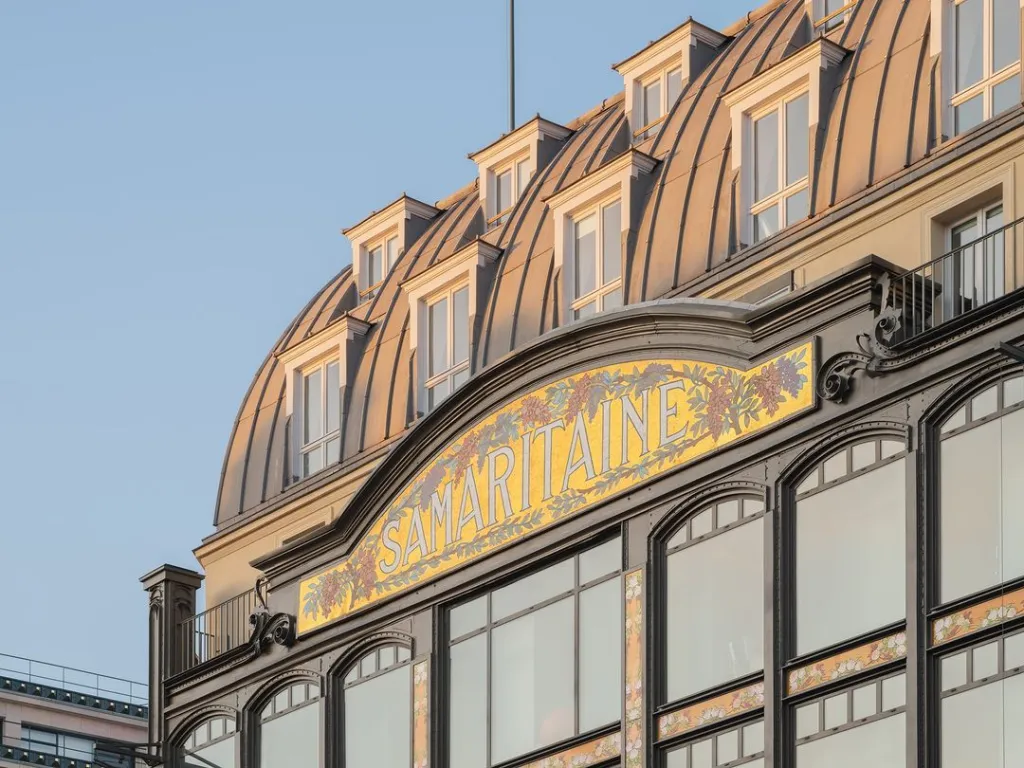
[568, 195, 624, 319]
[362, 232, 400, 300]
[748, 88, 811, 244]
[634, 65, 685, 142]
[807, 0, 858, 30]
[487, 153, 533, 231]
[296, 355, 341, 478]
[423, 282, 470, 411]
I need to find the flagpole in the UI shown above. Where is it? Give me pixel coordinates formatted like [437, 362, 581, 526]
[508, 0, 515, 132]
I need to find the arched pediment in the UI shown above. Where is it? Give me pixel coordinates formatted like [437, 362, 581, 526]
[285, 303, 817, 635]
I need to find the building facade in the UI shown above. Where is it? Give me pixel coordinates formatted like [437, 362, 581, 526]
[0, 654, 148, 768]
[144, 0, 1024, 765]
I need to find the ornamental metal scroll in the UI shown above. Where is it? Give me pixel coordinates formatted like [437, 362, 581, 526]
[298, 342, 816, 635]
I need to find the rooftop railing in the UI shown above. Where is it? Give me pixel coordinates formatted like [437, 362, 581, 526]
[176, 588, 258, 675]
[882, 216, 1024, 346]
[0, 653, 148, 719]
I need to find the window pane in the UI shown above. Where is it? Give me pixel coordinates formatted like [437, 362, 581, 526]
[786, 188, 809, 226]
[643, 79, 662, 125]
[993, 74, 1021, 116]
[955, 93, 985, 135]
[517, 160, 531, 200]
[667, 67, 683, 106]
[303, 368, 323, 443]
[574, 214, 597, 298]
[754, 111, 779, 201]
[785, 94, 809, 185]
[453, 366, 470, 390]
[429, 296, 448, 377]
[452, 287, 469, 364]
[491, 599, 575, 763]
[496, 169, 512, 213]
[797, 712, 905, 768]
[574, 300, 596, 320]
[579, 537, 621, 583]
[346, 665, 410, 768]
[368, 245, 383, 286]
[192, 736, 237, 768]
[262, 703, 319, 768]
[753, 204, 779, 243]
[579, 578, 622, 731]
[326, 437, 340, 465]
[956, 0, 984, 91]
[386, 236, 398, 270]
[450, 596, 487, 638]
[942, 674, 1024, 767]
[603, 287, 623, 311]
[602, 201, 622, 282]
[993, 0, 1021, 72]
[492, 558, 574, 620]
[666, 518, 764, 700]
[796, 460, 906, 654]
[942, 652, 969, 691]
[326, 361, 340, 433]
[303, 445, 324, 477]
[427, 379, 449, 411]
[450, 634, 487, 768]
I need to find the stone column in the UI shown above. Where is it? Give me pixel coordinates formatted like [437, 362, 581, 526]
[141, 564, 203, 758]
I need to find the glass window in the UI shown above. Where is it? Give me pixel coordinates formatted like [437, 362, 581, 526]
[300, 359, 341, 478]
[570, 199, 623, 319]
[424, 284, 471, 412]
[665, 497, 765, 701]
[489, 158, 531, 229]
[178, 716, 237, 768]
[796, 442, 906, 654]
[664, 720, 765, 767]
[259, 681, 320, 768]
[942, 203, 1007, 324]
[951, 0, 1021, 136]
[517, 160, 531, 201]
[750, 93, 810, 243]
[795, 674, 906, 768]
[496, 169, 512, 218]
[940, 382, 1024, 603]
[667, 67, 683, 106]
[344, 646, 412, 768]
[362, 234, 398, 297]
[448, 539, 623, 767]
[754, 111, 779, 203]
[643, 78, 663, 128]
[635, 65, 683, 141]
[385, 235, 398, 271]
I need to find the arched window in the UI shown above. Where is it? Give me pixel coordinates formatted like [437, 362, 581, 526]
[257, 679, 320, 768]
[794, 437, 907, 655]
[177, 715, 237, 768]
[664, 496, 765, 702]
[664, 719, 765, 768]
[342, 644, 412, 768]
[938, 374, 1024, 603]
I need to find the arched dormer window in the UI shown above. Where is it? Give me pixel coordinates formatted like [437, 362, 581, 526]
[342, 644, 413, 768]
[257, 679, 321, 768]
[176, 714, 237, 768]
[793, 435, 907, 655]
[663, 494, 766, 703]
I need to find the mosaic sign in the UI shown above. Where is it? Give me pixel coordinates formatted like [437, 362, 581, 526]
[298, 342, 815, 634]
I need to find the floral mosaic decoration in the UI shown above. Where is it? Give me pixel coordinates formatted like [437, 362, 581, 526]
[787, 632, 907, 695]
[933, 587, 1024, 645]
[624, 569, 645, 768]
[657, 682, 765, 741]
[519, 733, 621, 768]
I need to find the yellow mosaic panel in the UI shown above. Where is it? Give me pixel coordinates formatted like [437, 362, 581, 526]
[413, 659, 429, 768]
[787, 631, 907, 694]
[516, 732, 621, 768]
[624, 569, 644, 768]
[657, 682, 765, 741]
[299, 343, 814, 634]
[933, 587, 1024, 645]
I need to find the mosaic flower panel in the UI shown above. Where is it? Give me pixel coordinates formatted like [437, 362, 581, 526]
[932, 586, 1024, 646]
[656, 682, 765, 741]
[624, 569, 644, 768]
[787, 631, 907, 694]
[517, 732, 621, 768]
[413, 659, 429, 768]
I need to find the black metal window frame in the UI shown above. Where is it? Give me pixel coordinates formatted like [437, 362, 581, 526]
[937, 627, 1024, 700]
[341, 644, 412, 690]
[258, 679, 321, 726]
[445, 534, 624, 768]
[791, 669, 907, 748]
[660, 717, 766, 768]
[182, 715, 237, 753]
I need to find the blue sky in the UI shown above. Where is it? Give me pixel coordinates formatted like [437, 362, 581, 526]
[0, 0, 753, 683]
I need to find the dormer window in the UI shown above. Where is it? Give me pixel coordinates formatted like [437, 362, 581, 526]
[470, 117, 572, 232]
[343, 195, 439, 302]
[949, 0, 1020, 134]
[299, 358, 340, 476]
[425, 283, 470, 409]
[614, 19, 728, 143]
[570, 198, 623, 318]
[751, 92, 810, 243]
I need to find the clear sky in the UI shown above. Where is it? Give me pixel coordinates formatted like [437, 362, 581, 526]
[0, 0, 753, 684]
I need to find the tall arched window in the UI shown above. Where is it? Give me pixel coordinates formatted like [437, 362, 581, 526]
[794, 437, 907, 655]
[342, 644, 412, 768]
[664, 495, 765, 702]
[177, 715, 237, 768]
[257, 679, 320, 768]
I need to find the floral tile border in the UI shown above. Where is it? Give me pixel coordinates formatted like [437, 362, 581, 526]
[656, 681, 764, 741]
[413, 659, 429, 768]
[787, 631, 907, 695]
[624, 568, 644, 768]
[517, 732, 621, 768]
[932, 586, 1024, 646]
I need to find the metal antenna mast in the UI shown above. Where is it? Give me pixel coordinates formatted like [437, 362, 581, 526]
[508, 0, 516, 132]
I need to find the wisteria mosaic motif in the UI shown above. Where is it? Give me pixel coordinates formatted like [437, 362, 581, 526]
[787, 631, 907, 694]
[933, 587, 1024, 645]
[657, 682, 765, 741]
[517, 732, 621, 768]
[412, 660, 429, 768]
[299, 343, 814, 633]
[624, 569, 644, 768]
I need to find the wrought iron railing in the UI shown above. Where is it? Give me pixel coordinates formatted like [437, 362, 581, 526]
[176, 589, 258, 674]
[881, 216, 1024, 346]
[0, 653, 148, 718]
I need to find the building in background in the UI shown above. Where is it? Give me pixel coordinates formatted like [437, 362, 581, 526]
[143, 0, 1024, 765]
[0, 654, 147, 768]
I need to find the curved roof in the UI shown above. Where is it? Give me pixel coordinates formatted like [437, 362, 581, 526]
[215, 0, 933, 526]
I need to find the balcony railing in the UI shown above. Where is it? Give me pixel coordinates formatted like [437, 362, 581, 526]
[176, 589, 258, 675]
[882, 216, 1024, 346]
[0, 653, 148, 718]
